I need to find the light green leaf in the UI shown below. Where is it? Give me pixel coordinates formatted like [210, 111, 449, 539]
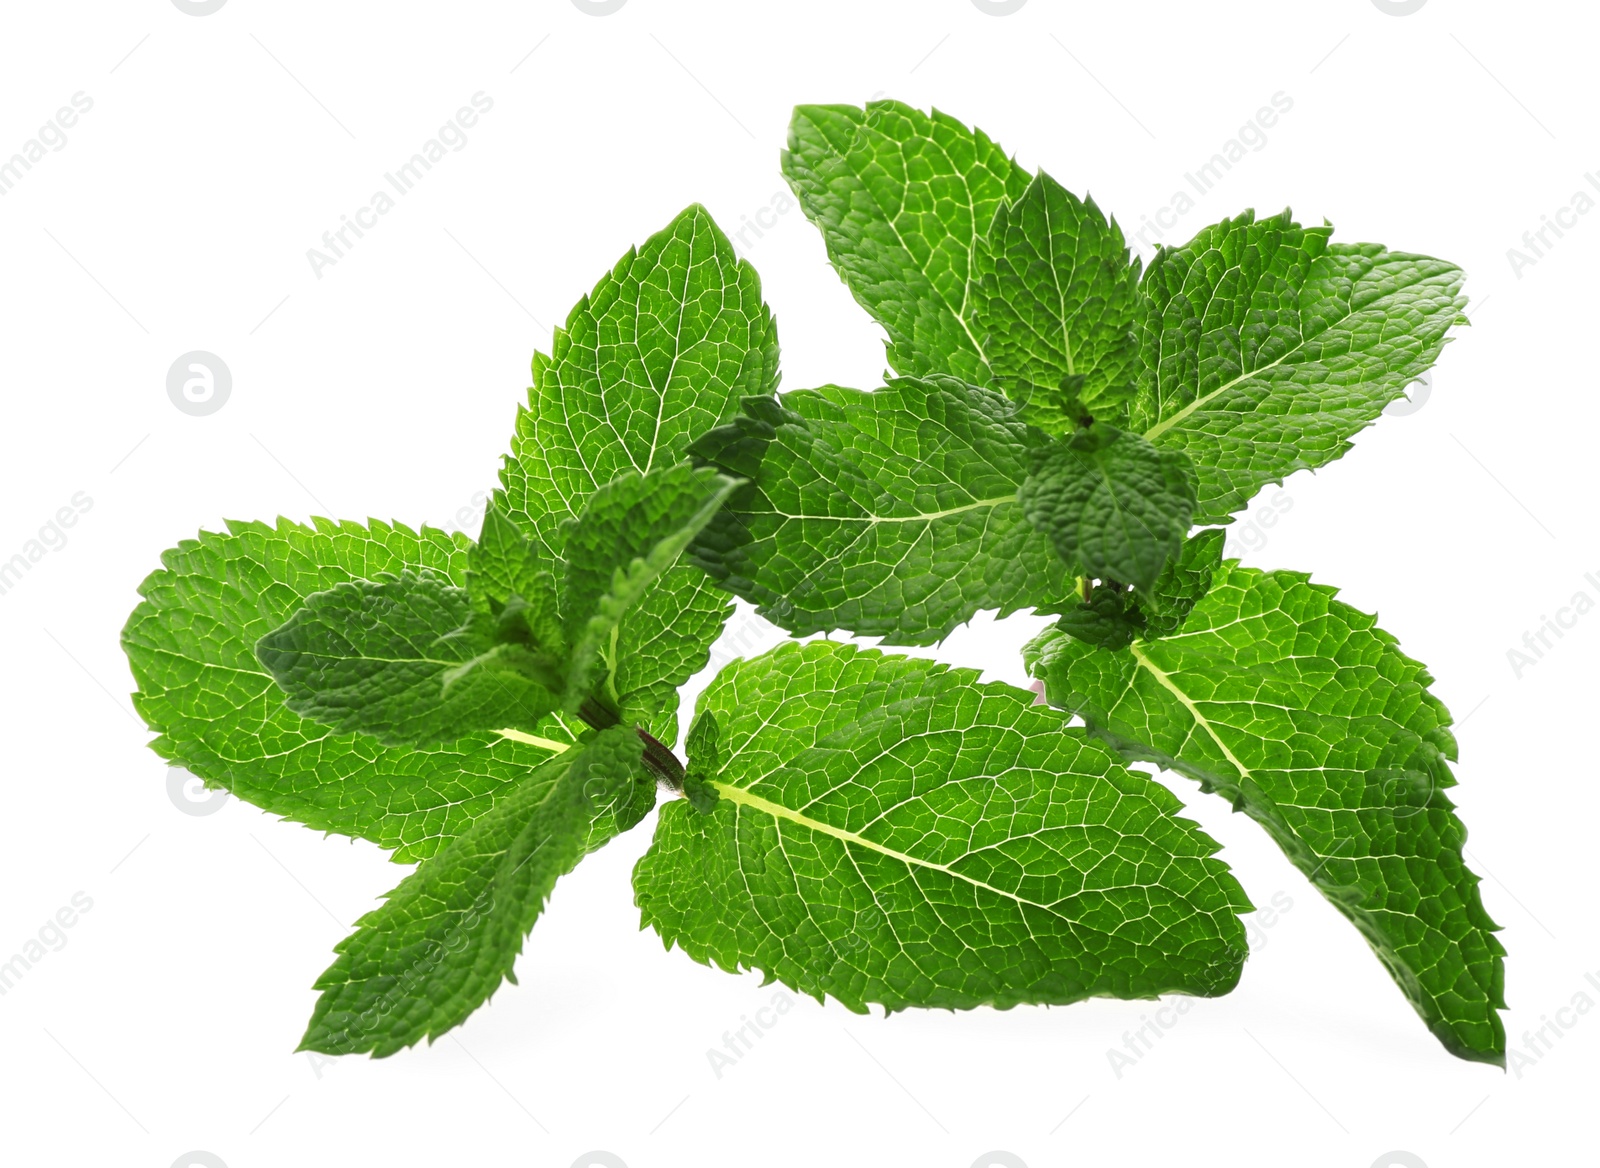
[1025, 561, 1506, 1064]
[498, 203, 776, 744]
[121, 519, 582, 863]
[559, 462, 741, 712]
[634, 641, 1252, 1012]
[300, 725, 653, 1057]
[782, 101, 1031, 385]
[973, 170, 1142, 426]
[1134, 210, 1467, 523]
[688, 375, 1075, 646]
[1018, 423, 1197, 592]
[255, 569, 562, 747]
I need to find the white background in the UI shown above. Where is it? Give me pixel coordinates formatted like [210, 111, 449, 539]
[0, 1, 1593, 1165]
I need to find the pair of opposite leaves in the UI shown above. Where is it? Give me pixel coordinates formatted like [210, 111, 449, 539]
[122, 100, 1501, 1065]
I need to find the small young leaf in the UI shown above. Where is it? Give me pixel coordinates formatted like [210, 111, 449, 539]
[1026, 561, 1506, 1064]
[689, 376, 1074, 646]
[255, 569, 563, 747]
[1139, 527, 1225, 638]
[1053, 529, 1224, 651]
[560, 463, 741, 710]
[1056, 584, 1146, 651]
[469, 505, 553, 613]
[680, 710, 721, 815]
[973, 170, 1142, 427]
[1018, 423, 1197, 591]
[121, 518, 580, 863]
[782, 101, 1030, 386]
[634, 641, 1252, 1012]
[1135, 210, 1467, 522]
[300, 725, 653, 1057]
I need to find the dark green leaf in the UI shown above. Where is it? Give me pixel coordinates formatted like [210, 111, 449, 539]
[1139, 527, 1225, 638]
[1018, 423, 1197, 591]
[498, 203, 775, 744]
[559, 463, 741, 711]
[1135, 210, 1467, 522]
[255, 569, 562, 747]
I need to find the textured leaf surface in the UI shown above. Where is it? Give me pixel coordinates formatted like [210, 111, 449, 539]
[467, 506, 555, 617]
[301, 726, 653, 1057]
[1025, 562, 1505, 1063]
[973, 170, 1142, 425]
[560, 462, 740, 708]
[782, 102, 1030, 385]
[634, 641, 1251, 1012]
[256, 569, 560, 746]
[1055, 584, 1145, 651]
[499, 203, 776, 743]
[1054, 528, 1223, 651]
[1134, 210, 1466, 522]
[1018, 423, 1196, 592]
[122, 519, 580, 863]
[1139, 528, 1225, 639]
[689, 375, 1074, 645]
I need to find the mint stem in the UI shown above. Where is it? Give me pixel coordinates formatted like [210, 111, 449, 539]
[577, 695, 620, 731]
[576, 696, 685, 791]
[636, 729, 686, 792]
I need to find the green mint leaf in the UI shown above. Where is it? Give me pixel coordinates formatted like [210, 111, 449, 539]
[121, 519, 582, 863]
[1056, 584, 1145, 651]
[300, 725, 652, 1057]
[782, 102, 1030, 385]
[689, 375, 1074, 646]
[559, 462, 740, 711]
[1054, 526, 1225, 650]
[255, 569, 562, 747]
[634, 641, 1251, 1011]
[1138, 527, 1225, 639]
[468, 503, 556, 616]
[1017, 422, 1197, 592]
[1025, 561, 1506, 1064]
[973, 170, 1142, 426]
[679, 710, 721, 815]
[499, 203, 777, 744]
[1134, 210, 1467, 523]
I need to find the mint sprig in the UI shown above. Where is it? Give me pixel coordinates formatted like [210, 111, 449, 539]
[707, 100, 1499, 1064]
[121, 101, 1499, 1068]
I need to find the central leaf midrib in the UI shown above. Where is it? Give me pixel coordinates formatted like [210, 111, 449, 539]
[496, 728, 573, 754]
[1127, 642, 1254, 781]
[711, 779, 1061, 914]
[774, 494, 1017, 523]
[1139, 257, 1440, 444]
[1141, 349, 1297, 442]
